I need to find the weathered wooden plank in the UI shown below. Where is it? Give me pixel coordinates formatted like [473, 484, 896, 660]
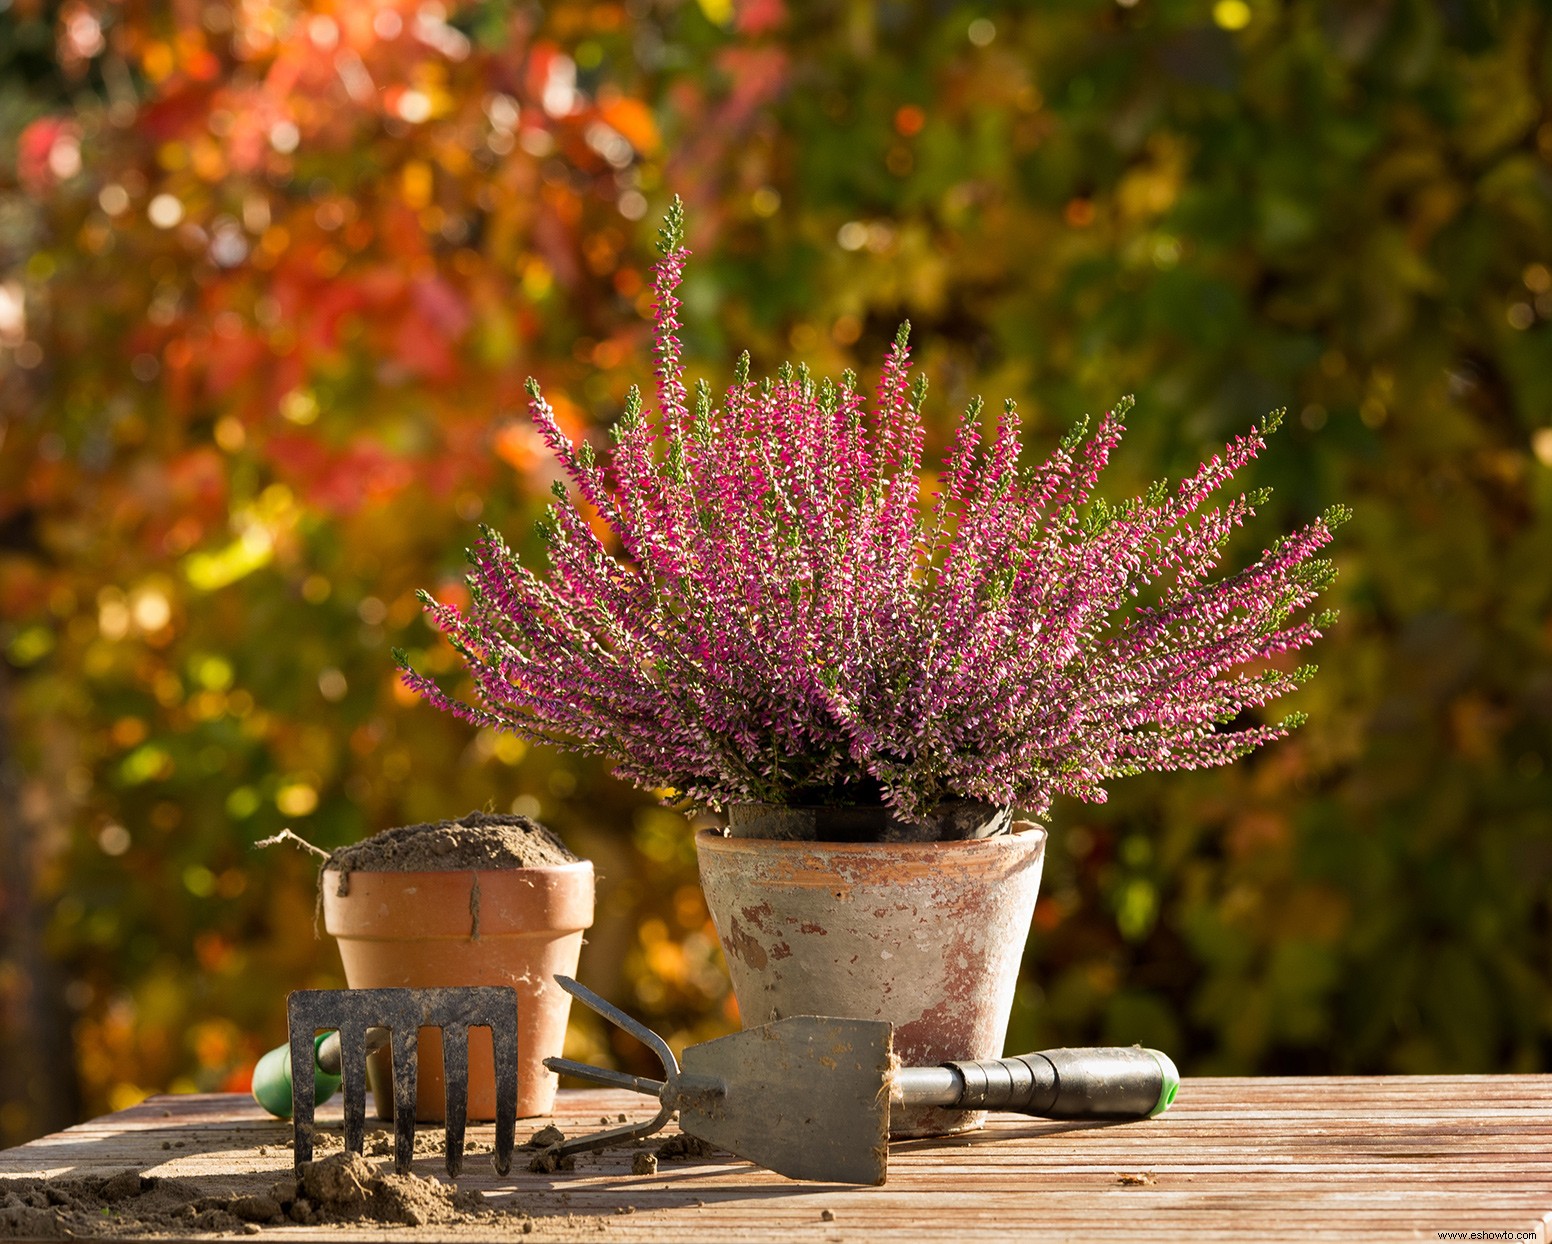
[1, 1079, 1549, 1242]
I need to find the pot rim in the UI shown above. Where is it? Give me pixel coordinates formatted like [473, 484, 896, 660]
[321, 858, 594, 881]
[696, 825, 1046, 855]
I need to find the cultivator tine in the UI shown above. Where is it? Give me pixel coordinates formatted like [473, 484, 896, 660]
[539, 976, 680, 1159]
[285, 986, 520, 1180]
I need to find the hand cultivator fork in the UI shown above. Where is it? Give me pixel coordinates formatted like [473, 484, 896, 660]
[542, 975, 1179, 1185]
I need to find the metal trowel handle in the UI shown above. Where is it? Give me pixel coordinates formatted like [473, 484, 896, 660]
[895, 1046, 1178, 1119]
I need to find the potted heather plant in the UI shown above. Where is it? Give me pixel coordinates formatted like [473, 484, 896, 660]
[400, 200, 1344, 1135]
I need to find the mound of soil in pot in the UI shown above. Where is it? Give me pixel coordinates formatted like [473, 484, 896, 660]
[327, 811, 578, 873]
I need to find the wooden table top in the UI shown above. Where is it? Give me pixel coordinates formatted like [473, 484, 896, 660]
[2, 1077, 1550, 1241]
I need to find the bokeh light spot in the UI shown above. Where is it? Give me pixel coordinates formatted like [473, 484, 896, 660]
[1213, 0, 1252, 29]
[276, 783, 319, 817]
[147, 195, 184, 229]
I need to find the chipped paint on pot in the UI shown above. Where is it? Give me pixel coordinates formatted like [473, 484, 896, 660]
[696, 825, 1046, 1137]
[322, 861, 593, 1123]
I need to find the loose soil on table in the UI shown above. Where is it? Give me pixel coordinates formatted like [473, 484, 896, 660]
[326, 812, 579, 874]
[0, 1151, 613, 1239]
[0, 1096, 722, 1239]
[0, 1152, 486, 1237]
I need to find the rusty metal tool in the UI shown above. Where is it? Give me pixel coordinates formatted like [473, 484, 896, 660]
[270, 986, 519, 1179]
[543, 975, 1177, 1185]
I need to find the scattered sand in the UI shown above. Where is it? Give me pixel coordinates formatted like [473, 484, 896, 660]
[327, 812, 579, 876]
[364, 1129, 494, 1159]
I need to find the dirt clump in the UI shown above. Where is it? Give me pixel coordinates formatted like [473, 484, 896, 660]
[524, 1124, 566, 1149]
[527, 1147, 576, 1175]
[631, 1151, 658, 1176]
[289, 1151, 490, 1227]
[521, 1123, 577, 1173]
[327, 811, 579, 875]
[656, 1132, 718, 1160]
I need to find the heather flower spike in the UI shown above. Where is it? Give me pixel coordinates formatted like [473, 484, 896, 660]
[401, 199, 1343, 822]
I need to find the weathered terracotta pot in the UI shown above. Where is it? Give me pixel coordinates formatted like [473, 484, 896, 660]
[697, 824, 1046, 1137]
[322, 861, 593, 1122]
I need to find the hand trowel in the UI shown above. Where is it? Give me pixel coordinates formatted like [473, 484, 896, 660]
[542, 975, 1177, 1185]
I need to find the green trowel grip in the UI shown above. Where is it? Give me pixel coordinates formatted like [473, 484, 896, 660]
[1145, 1049, 1180, 1116]
[943, 1046, 1179, 1119]
[252, 1032, 342, 1118]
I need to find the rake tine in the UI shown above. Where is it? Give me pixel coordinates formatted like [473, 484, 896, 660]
[442, 1024, 469, 1179]
[283, 988, 520, 1179]
[286, 996, 317, 1169]
[337, 1019, 369, 1161]
[491, 1013, 518, 1177]
[389, 1025, 419, 1175]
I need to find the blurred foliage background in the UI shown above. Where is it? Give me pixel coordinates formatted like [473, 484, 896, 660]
[2, 0, 1550, 1147]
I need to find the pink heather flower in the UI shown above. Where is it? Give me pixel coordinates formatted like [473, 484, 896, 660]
[399, 198, 1346, 822]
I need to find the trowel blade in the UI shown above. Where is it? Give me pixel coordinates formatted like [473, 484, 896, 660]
[676, 1015, 894, 1185]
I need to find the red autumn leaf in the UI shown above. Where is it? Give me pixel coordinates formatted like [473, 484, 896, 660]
[597, 97, 660, 156]
[15, 117, 72, 196]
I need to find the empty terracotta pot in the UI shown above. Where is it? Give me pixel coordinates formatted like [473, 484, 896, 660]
[322, 861, 593, 1122]
[697, 825, 1046, 1137]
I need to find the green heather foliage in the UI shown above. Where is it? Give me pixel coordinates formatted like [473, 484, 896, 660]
[1, 0, 1550, 1140]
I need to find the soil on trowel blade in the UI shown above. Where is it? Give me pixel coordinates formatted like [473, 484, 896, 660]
[327, 811, 579, 874]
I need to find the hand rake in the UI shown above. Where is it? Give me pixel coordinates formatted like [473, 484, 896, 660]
[254, 986, 519, 1179]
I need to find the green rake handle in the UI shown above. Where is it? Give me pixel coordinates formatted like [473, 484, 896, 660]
[251, 1031, 343, 1119]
